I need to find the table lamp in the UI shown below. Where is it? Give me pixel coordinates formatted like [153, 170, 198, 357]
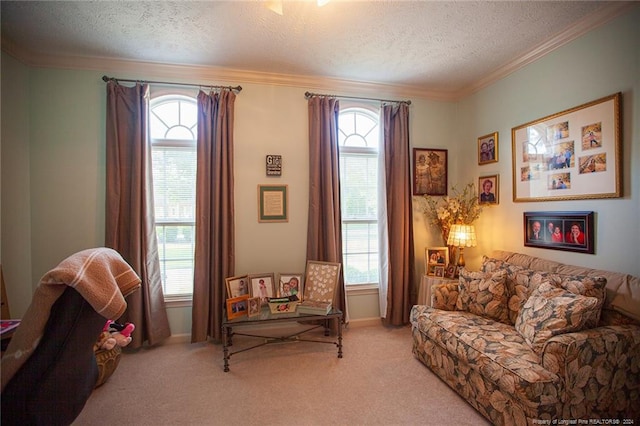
[447, 224, 477, 267]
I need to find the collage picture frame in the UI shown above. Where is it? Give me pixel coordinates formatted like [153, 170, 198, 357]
[512, 93, 621, 202]
[523, 211, 594, 254]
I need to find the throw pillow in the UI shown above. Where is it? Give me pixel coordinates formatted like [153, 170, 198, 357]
[456, 268, 509, 324]
[515, 281, 599, 353]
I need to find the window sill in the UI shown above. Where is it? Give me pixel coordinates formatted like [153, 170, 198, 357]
[345, 284, 379, 296]
[164, 295, 193, 308]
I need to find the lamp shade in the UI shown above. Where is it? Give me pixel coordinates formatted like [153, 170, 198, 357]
[447, 224, 477, 248]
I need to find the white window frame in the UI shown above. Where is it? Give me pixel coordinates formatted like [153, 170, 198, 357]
[149, 94, 197, 300]
[338, 104, 381, 288]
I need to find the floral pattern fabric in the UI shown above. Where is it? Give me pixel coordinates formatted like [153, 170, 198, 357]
[515, 281, 599, 353]
[411, 256, 640, 425]
[456, 268, 509, 324]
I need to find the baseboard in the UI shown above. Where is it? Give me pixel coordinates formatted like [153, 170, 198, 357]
[346, 317, 383, 327]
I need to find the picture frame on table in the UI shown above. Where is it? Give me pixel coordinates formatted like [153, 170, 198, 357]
[425, 247, 449, 276]
[434, 265, 445, 278]
[444, 263, 458, 279]
[413, 148, 448, 196]
[258, 184, 288, 222]
[478, 175, 499, 205]
[523, 211, 594, 254]
[478, 132, 498, 165]
[249, 273, 276, 305]
[278, 273, 304, 300]
[247, 297, 261, 317]
[225, 275, 249, 299]
[512, 93, 621, 202]
[226, 295, 249, 321]
[303, 260, 341, 303]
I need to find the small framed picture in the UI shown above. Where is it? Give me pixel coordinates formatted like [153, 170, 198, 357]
[478, 132, 498, 165]
[413, 148, 448, 196]
[444, 263, 458, 279]
[247, 297, 261, 317]
[226, 295, 249, 321]
[278, 273, 304, 300]
[225, 275, 250, 299]
[425, 247, 449, 276]
[249, 273, 276, 305]
[478, 175, 499, 205]
[434, 265, 445, 278]
[258, 184, 288, 222]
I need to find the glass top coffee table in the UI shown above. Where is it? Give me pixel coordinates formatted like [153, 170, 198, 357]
[221, 307, 343, 372]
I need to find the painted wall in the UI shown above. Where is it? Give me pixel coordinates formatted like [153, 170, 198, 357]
[457, 8, 640, 275]
[1, 7, 638, 336]
[0, 57, 456, 333]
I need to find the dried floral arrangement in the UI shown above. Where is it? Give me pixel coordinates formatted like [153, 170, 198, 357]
[423, 182, 483, 245]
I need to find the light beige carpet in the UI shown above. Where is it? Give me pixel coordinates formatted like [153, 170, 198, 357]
[74, 323, 489, 426]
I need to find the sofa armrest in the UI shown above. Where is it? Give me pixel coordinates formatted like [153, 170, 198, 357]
[542, 325, 640, 417]
[432, 282, 459, 311]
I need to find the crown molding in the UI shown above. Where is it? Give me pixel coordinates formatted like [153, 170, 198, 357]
[456, 2, 637, 99]
[2, 2, 635, 103]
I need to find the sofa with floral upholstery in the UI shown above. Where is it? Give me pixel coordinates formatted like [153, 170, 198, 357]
[410, 250, 640, 425]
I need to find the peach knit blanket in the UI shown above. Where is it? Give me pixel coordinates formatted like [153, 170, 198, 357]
[1, 247, 140, 391]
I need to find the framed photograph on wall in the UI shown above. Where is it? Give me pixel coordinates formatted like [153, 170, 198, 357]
[424, 247, 449, 276]
[278, 273, 304, 300]
[523, 211, 594, 254]
[258, 184, 288, 222]
[478, 175, 499, 205]
[512, 93, 621, 202]
[413, 148, 448, 196]
[249, 273, 276, 305]
[478, 132, 498, 165]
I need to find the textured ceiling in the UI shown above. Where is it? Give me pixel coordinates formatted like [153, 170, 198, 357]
[0, 1, 633, 96]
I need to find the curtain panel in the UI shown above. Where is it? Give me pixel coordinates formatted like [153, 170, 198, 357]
[381, 103, 415, 325]
[191, 89, 236, 343]
[306, 96, 347, 323]
[105, 81, 171, 348]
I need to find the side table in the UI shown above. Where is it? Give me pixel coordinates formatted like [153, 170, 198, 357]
[417, 275, 457, 306]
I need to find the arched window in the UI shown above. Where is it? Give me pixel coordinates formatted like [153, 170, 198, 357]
[149, 95, 197, 297]
[338, 106, 380, 285]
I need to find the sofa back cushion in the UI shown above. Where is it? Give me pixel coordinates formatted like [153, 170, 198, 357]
[515, 281, 600, 353]
[491, 250, 640, 323]
[456, 268, 509, 324]
[482, 256, 607, 327]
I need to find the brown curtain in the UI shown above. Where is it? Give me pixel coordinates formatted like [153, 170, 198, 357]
[306, 96, 346, 323]
[105, 81, 171, 348]
[191, 89, 236, 343]
[381, 102, 414, 325]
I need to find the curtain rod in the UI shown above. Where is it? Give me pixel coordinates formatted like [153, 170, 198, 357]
[304, 91, 410, 105]
[102, 75, 242, 92]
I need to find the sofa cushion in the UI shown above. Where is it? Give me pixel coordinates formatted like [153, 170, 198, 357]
[456, 268, 509, 324]
[482, 256, 608, 327]
[515, 281, 599, 353]
[545, 273, 607, 328]
[410, 306, 560, 402]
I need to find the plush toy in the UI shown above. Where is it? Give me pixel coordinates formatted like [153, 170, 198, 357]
[94, 331, 116, 351]
[94, 320, 135, 351]
[108, 322, 135, 347]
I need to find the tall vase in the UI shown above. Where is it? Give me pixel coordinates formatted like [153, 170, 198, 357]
[447, 246, 457, 266]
